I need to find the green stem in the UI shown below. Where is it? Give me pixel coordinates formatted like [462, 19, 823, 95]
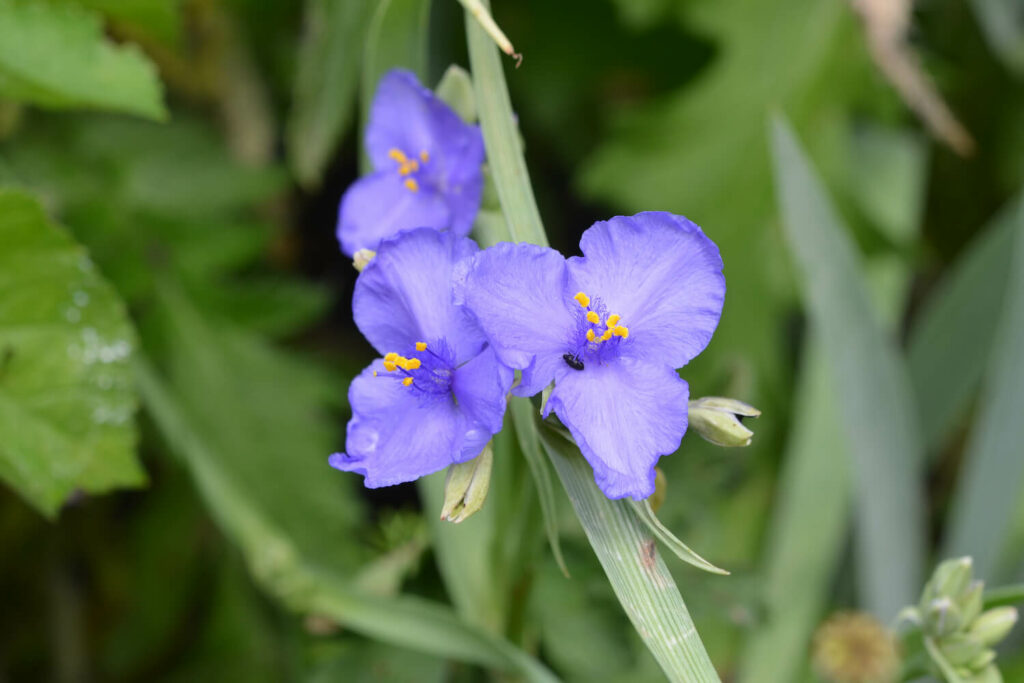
[983, 584, 1024, 609]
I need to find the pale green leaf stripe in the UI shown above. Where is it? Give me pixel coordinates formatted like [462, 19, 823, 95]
[0, 188, 144, 517]
[907, 197, 1019, 452]
[737, 344, 850, 683]
[0, 0, 165, 120]
[770, 116, 924, 617]
[135, 356, 558, 682]
[465, 0, 547, 247]
[540, 428, 720, 683]
[944, 198, 1024, 580]
[287, 0, 376, 187]
[358, 0, 431, 174]
[510, 396, 569, 577]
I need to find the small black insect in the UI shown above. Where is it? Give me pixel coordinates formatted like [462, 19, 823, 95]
[562, 353, 584, 371]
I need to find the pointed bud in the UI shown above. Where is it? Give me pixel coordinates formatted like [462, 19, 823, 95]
[935, 557, 974, 600]
[938, 634, 986, 667]
[434, 65, 477, 123]
[960, 581, 985, 624]
[649, 467, 667, 513]
[688, 397, 760, 447]
[926, 597, 963, 637]
[440, 444, 493, 523]
[353, 249, 376, 272]
[968, 607, 1018, 647]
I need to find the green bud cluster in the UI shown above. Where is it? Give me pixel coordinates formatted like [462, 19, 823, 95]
[687, 397, 760, 447]
[899, 557, 1018, 682]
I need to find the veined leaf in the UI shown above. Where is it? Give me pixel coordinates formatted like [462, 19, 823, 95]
[0, 188, 143, 516]
[0, 0, 166, 119]
[628, 499, 728, 575]
[944, 197, 1024, 580]
[770, 116, 925, 618]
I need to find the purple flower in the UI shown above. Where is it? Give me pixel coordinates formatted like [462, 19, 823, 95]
[455, 212, 725, 500]
[336, 69, 485, 257]
[330, 228, 513, 487]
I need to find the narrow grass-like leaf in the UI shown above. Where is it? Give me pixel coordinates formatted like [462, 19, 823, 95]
[509, 396, 569, 577]
[944, 198, 1024, 580]
[737, 345, 850, 682]
[359, 0, 431, 173]
[908, 197, 1020, 452]
[969, 0, 1024, 76]
[136, 356, 559, 682]
[540, 427, 720, 683]
[770, 116, 925, 617]
[983, 584, 1024, 609]
[287, 0, 375, 187]
[465, 0, 546, 247]
[628, 499, 728, 575]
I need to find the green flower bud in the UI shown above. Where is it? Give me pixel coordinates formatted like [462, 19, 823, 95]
[688, 397, 760, 447]
[440, 443, 493, 523]
[926, 597, 963, 638]
[968, 648, 997, 671]
[938, 634, 986, 667]
[434, 65, 477, 123]
[960, 581, 985, 624]
[936, 557, 974, 600]
[967, 607, 1018, 647]
[964, 663, 1003, 683]
[352, 248, 376, 272]
[649, 467, 667, 513]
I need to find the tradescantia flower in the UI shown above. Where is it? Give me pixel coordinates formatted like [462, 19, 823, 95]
[329, 228, 512, 486]
[455, 212, 725, 499]
[336, 69, 485, 257]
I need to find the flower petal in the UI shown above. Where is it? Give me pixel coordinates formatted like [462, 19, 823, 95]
[452, 345, 514, 437]
[365, 70, 442, 170]
[544, 358, 689, 499]
[336, 172, 451, 256]
[353, 228, 485, 361]
[330, 360, 466, 487]
[567, 212, 725, 368]
[455, 242, 576, 396]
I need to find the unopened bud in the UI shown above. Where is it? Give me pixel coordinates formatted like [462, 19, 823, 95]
[649, 467, 667, 513]
[434, 65, 477, 123]
[353, 249, 376, 272]
[934, 557, 974, 601]
[937, 634, 986, 667]
[688, 397, 760, 447]
[968, 607, 1018, 647]
[926, 597, 963, 638]
[959, 581, 984, 624]
[440, 444, 492, 523]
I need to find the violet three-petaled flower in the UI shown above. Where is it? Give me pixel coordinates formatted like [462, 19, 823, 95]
[329, 228, 513, 487]
[456, 212, 725, 500]
[336, 69, 485, 257]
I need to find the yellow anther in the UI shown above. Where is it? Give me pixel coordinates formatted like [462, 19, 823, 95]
[586, 329, 596, 342]
[384, 352, 399, 362]
[606, 314, 621, 327]
[586, 311, 600, 324]
[600, 329, 613, 341]
[574, 292, 590, 308]
[406, 357, 422, 370]
[383, 361, 397, 372]
[612, 325, 629, 338]
[402, 377, 414, 387]
[420, 150, 430, 162]
[404, 178, 419, 192]
[388, 148, 406, 163]
[415, 341, 427, 351]
[373, 371, 378, 377]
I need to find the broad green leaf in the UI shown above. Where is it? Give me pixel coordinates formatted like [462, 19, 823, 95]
[75, 0, 183, 47]
[944, 198, 1024, 580]
[770, 116, 925, 617]
[908, 197, 1020, 452]
[359, 0, 432, 174]
[287, 0, 376, 187]
[136, 351, 559, 681]
[628, 499, 728, 575]
[0, 188, 143, 516]
[0, 0, 166, 119]
[540, 427, 721, 683]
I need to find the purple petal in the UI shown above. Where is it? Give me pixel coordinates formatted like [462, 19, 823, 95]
[544, 358, 689, 500]
[331, 360, 467, 487]
[353, 228, 486, 361]
[336, 172, 451, 257]
[452, 345, 514, 436]
[365, 70, 441, 170]
[567, 212, 725, 369]
[455, 242, 577, 396]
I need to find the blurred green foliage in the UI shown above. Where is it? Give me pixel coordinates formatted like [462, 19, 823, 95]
[1, 0, 1023, 680]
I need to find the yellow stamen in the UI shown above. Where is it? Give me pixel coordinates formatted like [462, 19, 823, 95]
[574, 292, 590, 308]
[586, 311, 600, 324]
[373, 371, 378, 377]
[600, 329, 613, 341]
[612, 325, 629, 338]
[404, 178, 419, 192]
[586, 329, 596, 342]
[383, 361, 397, 372]
[384, 352, 399, 362]
[415, 341, 427, 351]
[606, 314, 620, 327]
[420, 150, 430, 162]
[388, 148, 406, 163]
[402, 377, 414, 387]
[406, 357, 422, 370]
